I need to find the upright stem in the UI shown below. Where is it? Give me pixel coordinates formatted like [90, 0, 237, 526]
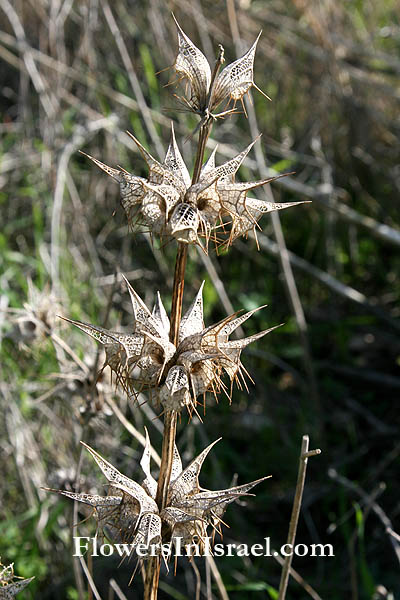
[154, 120, 213, 512]
[143, 558, 160, 600]
[143, 53, 222, 600]
[155, 410, 178, 508]
[169, 243, 189, 347]
[191, 119, 212, 185]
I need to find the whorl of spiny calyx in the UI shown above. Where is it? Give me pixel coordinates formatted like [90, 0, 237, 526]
[45, 431, 270, 561]
[60, 275, 281, 414]
[81, 124, 306, 252]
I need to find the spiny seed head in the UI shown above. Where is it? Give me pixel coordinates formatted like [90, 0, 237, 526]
[172, 16, 270, 115]
[61, 276, 281, 413]
[45, 432, 269, 561]
[82, 124, 305, 252]
[0, 559, 34, 599]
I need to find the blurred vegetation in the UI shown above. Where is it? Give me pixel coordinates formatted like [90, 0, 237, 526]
[0, 0, 399, 599]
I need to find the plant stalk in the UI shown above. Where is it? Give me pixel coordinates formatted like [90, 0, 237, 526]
[143, 53, 222, 600]
[169, 242, 189, 347]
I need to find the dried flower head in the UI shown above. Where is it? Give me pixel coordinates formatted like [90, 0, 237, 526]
[0, 559, 34, 599]
[172, 16, 269, 117]
[82, 125, 304, 251]
[8, 280, 61, 346]
[61, 276, 279, 413]
[45, 432, 269, 560]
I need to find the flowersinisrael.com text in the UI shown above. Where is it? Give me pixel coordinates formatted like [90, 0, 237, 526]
[73, 536, 334, 559]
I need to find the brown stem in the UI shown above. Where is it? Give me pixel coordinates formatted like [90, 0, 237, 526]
[143, 49, 222, 600]
[144, 412, 178, 600]
[155, 410, 178, 509]
[191, 121, 211, 185]
[206, 44, 225, 112]
[169, 115, 214, 347]
[169, 242, 188, 346]
[143, 557, 160, 600]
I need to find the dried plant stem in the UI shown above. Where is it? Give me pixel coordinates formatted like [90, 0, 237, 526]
[142, 44, 228, 597]
[157, 117, 215, 507]
[143, 558, 160, 600]
[144, 243, 188, 599]
[192, 121, 211, 185]
[143, 87, 218, 600]
[168, 114, 213, 349]
[169, 242, 189, 346]
[278, 435, 321, 600]
[272, 552, 322, 600]
[155, 410, 178, 509]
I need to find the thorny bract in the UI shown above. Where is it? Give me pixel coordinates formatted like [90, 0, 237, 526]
[46, 432, 269, 566]
[61, 275, 281, 414]
[0, 559, 34, 599]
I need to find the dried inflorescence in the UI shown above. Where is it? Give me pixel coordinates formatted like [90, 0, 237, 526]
[0, 559, 34, 599]
[172, 16, 269, 116]
[61, 275, 279, 413]
[82, 125, 304, 250]
[9, 280, 61, 347]
[46, 431, 268, 560]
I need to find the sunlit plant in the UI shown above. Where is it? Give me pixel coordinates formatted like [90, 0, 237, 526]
[46, 17, 311, 600]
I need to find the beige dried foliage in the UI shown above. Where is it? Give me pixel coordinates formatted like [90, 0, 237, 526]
[9, 280, 61, 347]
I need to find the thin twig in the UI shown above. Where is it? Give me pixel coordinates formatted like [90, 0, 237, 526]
[79, 556, 103, 600]
[255, 233, 400, 332]
[109, 579, 129, 600]
[101, 1, 164, 158]
[50, 117, 117, 293]
[169, 243, 189, 347]
[191, 559, 201, 600]
[328, 469, 400, 565]
[205, 555, 212, 600]
[278, 435, 321, 600]
[206, 555, 229, 600]
[272, 551, 323, 600]
[105, 397, 161, 466]
[0, 0, 55, 117]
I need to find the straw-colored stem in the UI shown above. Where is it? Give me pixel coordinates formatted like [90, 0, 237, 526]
[278, 435, 321, 600]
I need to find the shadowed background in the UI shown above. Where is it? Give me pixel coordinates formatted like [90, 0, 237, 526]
[0, 0, 399, 598]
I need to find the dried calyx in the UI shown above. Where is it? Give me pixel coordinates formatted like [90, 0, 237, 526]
[82, 124, 304, 251]
[0, 559, 34, 599]
[45, 431, 269, 561]
[172, 16, 269, 117]
[61, 276, 280, 413]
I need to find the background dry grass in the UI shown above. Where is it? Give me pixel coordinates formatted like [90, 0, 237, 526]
[0, 0, 399, 598]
